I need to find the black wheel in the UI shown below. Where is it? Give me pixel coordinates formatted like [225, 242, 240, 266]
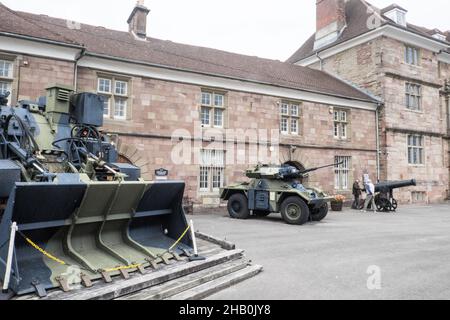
[227, 193, 250, 220]
[376, 198, 391, 212]
[253, 210, 271, 217]
[391, 199, 398, 211]
[280, 197, 310, 225]
[311, 203, 329, 222]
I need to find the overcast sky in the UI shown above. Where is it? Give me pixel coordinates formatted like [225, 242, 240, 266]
[2, 0, 448, 61]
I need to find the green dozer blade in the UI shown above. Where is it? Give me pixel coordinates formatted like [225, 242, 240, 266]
[0, 180, 193, 296]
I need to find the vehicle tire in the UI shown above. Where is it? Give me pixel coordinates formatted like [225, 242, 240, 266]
[311, 203, 328, 222]
[253, 210, 271, 217]
[280, 197, 310, 225]
[227, 193, 250, 220]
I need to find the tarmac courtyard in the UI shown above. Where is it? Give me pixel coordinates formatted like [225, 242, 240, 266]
[192, 203, 450, 300]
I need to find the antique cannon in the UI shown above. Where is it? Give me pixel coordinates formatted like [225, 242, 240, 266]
[373, 179, 417, 212]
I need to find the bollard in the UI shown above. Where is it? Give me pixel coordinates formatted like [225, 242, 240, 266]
[189, 220, 205, 261]
[2, 222, 18, 294]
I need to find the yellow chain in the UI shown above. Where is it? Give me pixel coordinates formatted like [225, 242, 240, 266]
[23, 237, 67, 266]
[19, 224, 192, 273]
[104, 264, 142, 273]
[169, 224, 190, 252]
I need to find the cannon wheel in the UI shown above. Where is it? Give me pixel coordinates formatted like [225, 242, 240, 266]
[391, 199, 398, 211]
[376, 197, 391, 212]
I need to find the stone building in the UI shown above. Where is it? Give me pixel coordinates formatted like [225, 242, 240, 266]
[1, 0, 446, 207]
[288, 0, 450, 203]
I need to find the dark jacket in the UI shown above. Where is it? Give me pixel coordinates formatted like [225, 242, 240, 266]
[352, 182, 362, 196]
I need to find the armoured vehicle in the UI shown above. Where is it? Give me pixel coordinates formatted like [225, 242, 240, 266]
[220, 163, 338, 225]
[0, 87, 193, 297]
[373, 179, 417, 212]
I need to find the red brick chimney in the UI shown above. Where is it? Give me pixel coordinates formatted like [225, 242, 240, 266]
[314, 0, 347, 50]
[127, 0, 150, 39]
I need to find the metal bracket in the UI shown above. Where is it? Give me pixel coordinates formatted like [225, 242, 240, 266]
[54, 277, 70, 293]
[146, 259, 159, 270]
[136, 265, 146, 275]
[119, 268, 130, 280]
[180, 248, 193, 258]
[32, 280, 48, 298]
[161, 255, 171, 265]
[99, 270, 112, 283]
[171, 252, 184, 262]
[80, 274, 93, 288]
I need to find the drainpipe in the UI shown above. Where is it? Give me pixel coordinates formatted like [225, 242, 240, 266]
[73, 48, 86, 92]
[375, 102, 382, 182]
[316, 51, 324, 71]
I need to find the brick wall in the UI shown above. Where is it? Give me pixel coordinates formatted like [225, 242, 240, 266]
[77, 66, 377, 206]
[17, 55, 75, 102]
[1, 53, 75, 106]
[311, 36, 450, 203]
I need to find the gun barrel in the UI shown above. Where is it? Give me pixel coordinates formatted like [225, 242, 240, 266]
[300, 162, 343, 175]
[375, 179, 416, 192]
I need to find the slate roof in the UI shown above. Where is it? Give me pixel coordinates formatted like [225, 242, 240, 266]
[287, 0, 450, 64]
[0, 2, 378, 103]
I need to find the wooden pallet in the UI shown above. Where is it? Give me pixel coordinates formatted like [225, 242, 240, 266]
[13, 232, 262, 300]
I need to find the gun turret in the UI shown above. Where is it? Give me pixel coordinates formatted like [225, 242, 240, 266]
[246, 162, 342, 180]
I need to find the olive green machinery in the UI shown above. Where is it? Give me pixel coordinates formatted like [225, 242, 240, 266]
[220, 163, 338, 225]
[0, 87, 193, 297]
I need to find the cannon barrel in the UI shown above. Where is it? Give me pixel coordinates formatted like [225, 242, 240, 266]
[375, 179, 416, 192]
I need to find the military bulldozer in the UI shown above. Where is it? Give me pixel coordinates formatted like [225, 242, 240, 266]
[220, 163, 338, 225]
[0, 86, 193, 297]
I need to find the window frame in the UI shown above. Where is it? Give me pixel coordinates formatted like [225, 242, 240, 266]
[0, 59, 14, 97]
[334, 156, 351, 191]
[201, 90, 226, 128]
[280, 101, 301, 135]
[97, 75, 130, 120]
[333, 109, 349, 140]
[405, 83, 422, 111]
[407, 134, 424, 165]
[0, 81, 12, 96]
[405, 46, 420, 66]
[199, 149, 226, 193]
[114, 97, 127, 120]
[98, 78, 112, 94]
[102, 96, 111, 117]
[114, 80, 128, 97]
[0, 60, 13, 79]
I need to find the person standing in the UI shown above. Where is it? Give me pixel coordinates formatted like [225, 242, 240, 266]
[362, 180, 376, 213]
[352, 180, 362, 209]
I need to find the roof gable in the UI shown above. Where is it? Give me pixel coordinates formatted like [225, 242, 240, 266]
[287, 0, 449, 64]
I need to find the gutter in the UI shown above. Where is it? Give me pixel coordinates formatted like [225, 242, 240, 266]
[0, 31, 83, 49]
